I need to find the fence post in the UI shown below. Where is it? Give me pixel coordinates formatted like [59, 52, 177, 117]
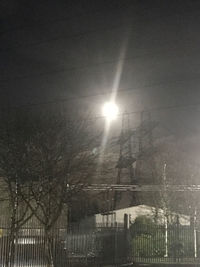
[164, 215, 168, 258]
[176, 215, 180, 262]
[194, 208, 197, 258]
[124, 214, 128, 263]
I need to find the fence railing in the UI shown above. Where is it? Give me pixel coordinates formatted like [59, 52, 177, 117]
[0, 219, 130, 267]
[131, 223, 200, 264]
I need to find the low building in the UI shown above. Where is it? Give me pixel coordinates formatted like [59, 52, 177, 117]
[81, 205, 190, 228]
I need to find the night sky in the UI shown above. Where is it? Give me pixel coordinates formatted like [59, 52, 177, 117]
[1, 0, 200, 163]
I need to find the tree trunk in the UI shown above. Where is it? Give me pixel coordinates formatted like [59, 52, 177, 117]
[44, 228, 54, 267]
[5, 223, 16, 267]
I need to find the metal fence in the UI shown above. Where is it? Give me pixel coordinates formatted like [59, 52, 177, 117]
[0, 219, 130, 267]
[131, 223, 200, 264]
[64, 225, 130, 266]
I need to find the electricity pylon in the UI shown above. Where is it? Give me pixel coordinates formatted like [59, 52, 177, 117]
[113, 112, 136, 209]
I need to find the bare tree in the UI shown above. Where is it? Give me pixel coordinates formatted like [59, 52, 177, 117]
[152, 140, 200, 217]
[0, 111, 36, 267]
[16, 112, 100, 267]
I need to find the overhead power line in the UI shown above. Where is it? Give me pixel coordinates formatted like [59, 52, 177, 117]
[0, 19, 132, 52]
[1, 47, 200, 83]
[0, 2, 133, 36]
[0, 54, 156, 83]
[1, 74, 200, 110]
[4, 97, 200, 118]
[1, 8, 199, 51]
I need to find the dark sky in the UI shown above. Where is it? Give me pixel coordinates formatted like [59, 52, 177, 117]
[1, 0, 200, 162]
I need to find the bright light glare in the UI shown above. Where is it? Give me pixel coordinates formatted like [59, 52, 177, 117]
[102, 102, 119, 121]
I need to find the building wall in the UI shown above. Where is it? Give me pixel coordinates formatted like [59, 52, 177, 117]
[94, 205, 190, 227]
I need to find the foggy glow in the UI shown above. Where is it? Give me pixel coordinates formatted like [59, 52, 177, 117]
[102, 102, 119, 121]
[97, 32, 130, 173]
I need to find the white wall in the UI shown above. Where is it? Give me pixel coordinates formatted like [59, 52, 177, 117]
[95, 205, 190, 227]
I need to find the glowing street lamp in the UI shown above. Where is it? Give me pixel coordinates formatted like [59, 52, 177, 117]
[102, 102, 119, 121]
